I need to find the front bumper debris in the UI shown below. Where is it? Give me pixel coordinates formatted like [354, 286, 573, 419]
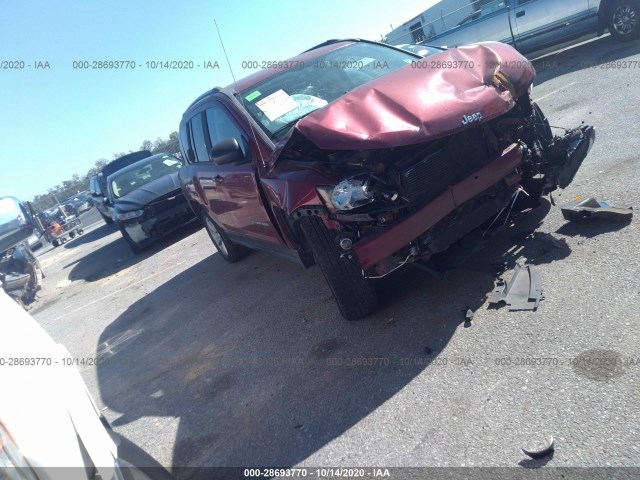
[488, 263, 542, 311]
[352, 143, 523, 270]
[561, 197, 633, 223]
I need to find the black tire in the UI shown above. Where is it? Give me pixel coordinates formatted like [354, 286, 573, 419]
[298, 216, 379, 321]
[77, 228, 84, 235]
[107, 431, 174, 480]
[100, 211, 115, 225]
[69, 230, 76, 239]
[52, 239, 60, 247]
[608, 0, 640, 41]
[201, 212, 250, 263]
[120, 227, 146, 254]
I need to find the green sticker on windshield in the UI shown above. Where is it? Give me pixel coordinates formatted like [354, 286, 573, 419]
[245, 91, 261, 102]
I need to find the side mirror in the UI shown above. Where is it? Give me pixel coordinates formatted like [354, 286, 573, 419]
[210, 137, 246, 165]
[102, 197, 110, 206]
[0, 196, 35, 252]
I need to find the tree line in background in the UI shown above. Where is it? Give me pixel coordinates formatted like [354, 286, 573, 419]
[30, 132, 180, 211]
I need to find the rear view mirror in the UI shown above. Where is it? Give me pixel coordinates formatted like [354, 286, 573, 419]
[210, 137, 246, 165]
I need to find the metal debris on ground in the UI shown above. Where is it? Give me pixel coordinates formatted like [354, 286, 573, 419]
[561, 197, 633, 223]
[522, 436, 555, 459]
[488, 264, 542, 311]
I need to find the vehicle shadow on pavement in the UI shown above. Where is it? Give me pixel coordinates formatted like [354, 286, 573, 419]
[65, 223, 202, 282]
[62, 222, 117, 249]
[94, 203, 572, 477]
[555, 218, 632, 238]
[482, 200, 572, 268]
[531, 35, 640, 86]
[95, 253, 468, 478]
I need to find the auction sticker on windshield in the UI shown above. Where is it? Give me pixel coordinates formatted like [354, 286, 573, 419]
[255, 89, 298, 121]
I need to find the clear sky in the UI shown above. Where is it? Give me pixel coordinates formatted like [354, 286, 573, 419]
[0, 0, 438, 201]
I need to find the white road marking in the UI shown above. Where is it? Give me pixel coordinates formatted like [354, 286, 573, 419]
[534, 82, 576, 102]
[48, 261, 185, 323]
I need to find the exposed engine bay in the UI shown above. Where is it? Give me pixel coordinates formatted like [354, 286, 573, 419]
[283, 94, 595, 277]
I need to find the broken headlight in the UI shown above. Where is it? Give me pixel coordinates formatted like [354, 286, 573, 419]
[330, 179, 374, 211]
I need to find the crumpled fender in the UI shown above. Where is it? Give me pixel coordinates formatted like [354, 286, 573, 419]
[292, 42, 535, 151]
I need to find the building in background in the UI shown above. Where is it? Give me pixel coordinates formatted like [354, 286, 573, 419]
[384, 0, 503, 44]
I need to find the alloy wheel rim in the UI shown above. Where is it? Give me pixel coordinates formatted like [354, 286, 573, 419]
[205, 217, 228, 256]
[613, 5, 637, 35]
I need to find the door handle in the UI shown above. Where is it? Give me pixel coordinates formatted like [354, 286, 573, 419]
[516, 10, 525, 18]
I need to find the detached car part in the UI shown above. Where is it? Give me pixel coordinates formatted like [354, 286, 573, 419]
[561, 197, 633, 223]
[522, 436, 555, 459]
[488, 264, 542, 311]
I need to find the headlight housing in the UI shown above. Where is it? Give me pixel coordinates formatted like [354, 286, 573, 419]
[330, 179, 374, 211]
[116, 210, 144, 221]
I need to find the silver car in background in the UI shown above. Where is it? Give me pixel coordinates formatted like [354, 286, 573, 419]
[386, 0, 638, 57]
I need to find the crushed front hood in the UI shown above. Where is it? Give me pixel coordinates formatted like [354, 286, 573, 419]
[293, 42, 535, 150]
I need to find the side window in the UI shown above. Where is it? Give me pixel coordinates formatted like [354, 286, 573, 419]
[179, 123, 191, 162]
[205, 107, 250, 158]
[189, 113, 210, 163]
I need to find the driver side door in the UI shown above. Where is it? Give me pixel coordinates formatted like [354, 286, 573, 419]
[182, 102, 282, 245]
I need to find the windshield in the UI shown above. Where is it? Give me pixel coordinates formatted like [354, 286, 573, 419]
[110, 155, 183, 199]
[240, 42, 416, 138]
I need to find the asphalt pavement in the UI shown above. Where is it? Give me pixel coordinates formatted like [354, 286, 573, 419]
[29, 35, 640, 479]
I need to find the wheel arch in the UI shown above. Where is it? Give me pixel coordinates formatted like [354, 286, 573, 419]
[598, 0, 615, 34]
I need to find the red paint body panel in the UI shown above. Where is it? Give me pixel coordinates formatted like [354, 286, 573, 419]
[294, 43, 535, 150]
[353, 143, 523, 269]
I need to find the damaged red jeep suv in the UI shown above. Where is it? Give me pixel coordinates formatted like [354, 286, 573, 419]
[178, 39, 594, 320]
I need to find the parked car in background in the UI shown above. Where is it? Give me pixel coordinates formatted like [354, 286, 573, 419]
[63, 191, 93, 214]
[26, 228, 44, 251]
[107, 153, 197, 253]
[0, 289, 173, 480]
[178, 38, 594, 320]
[89, 150, 153, 225]
[419, 0, 639, 55]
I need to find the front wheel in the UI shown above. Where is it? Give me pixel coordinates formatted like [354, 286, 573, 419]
[609, 0, 640, 41]
[202, 212, 250, 263]
[299, 217, 379, 321]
